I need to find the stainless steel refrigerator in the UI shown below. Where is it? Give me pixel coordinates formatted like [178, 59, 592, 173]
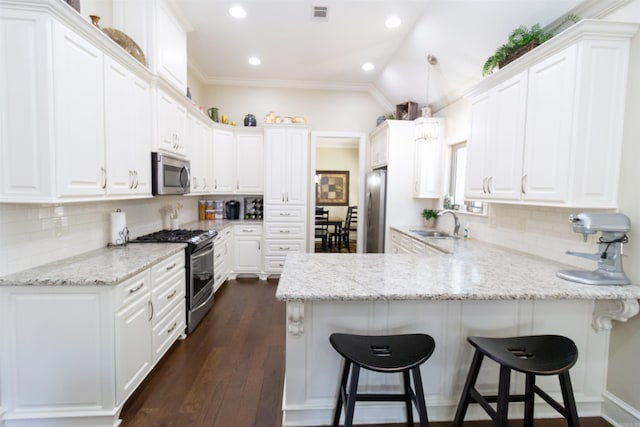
[365, 168, 387, 253]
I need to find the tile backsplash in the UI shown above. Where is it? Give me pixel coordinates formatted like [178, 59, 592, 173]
[0, 198, 621, 277]
[0, 196, 199, 276]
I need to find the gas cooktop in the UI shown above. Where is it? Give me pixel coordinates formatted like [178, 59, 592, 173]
[131, 229, 217, 245]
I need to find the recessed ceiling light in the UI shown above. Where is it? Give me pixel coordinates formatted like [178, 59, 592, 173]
[229, 6, 246, 19]
[385, 15, 401, 29]
[248, 56, 261, 65]
[362, 62, 374, 71]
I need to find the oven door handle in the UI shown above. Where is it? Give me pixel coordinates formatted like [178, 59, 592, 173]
[191, 287, 214, 312]
[191, 244, 214, 262]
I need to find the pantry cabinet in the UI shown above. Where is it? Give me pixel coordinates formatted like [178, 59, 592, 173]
[464, 20, 637, 208]
[263, 125, 309, 274]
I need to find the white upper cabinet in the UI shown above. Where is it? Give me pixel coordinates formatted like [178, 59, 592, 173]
[413, 118, 444, 198]
[264, 126, 308, 205]
[157, 89, 187, 157]
[211, 128, 235, 193]
[187, 114, 214, 194]
[53, 20, 106, 197]
[104, 56, 151, 197]
[155, 1, 188, 93]
[464, 20, 638, 208]
[465, 70, 527, 201]
[235, 130, 264, 194]
[369, 126, 389, 169]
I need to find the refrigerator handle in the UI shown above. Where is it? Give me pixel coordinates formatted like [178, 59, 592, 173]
[367, 191, 372, 227]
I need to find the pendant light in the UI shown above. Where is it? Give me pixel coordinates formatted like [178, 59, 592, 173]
[423, 54, 438, 118]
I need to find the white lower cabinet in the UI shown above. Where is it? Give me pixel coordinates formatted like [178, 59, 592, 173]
[213, 226, 233, 291]
[233, 224, 262, 274]
[0, 251, 185, 426]
[389, 229, 443, 255]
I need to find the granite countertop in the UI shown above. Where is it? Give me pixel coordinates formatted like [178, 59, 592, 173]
[0, 243, 186, 287]
[181, 218, 262, 233]
[275, 237, 640, 302]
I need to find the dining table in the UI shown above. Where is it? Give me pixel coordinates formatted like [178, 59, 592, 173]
[315, 216, 343, 251]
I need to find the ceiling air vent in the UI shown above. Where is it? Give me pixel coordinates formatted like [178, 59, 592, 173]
[311, 5, 328, 21]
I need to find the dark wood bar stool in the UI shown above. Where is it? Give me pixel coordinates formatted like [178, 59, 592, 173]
[453, 335, 580, 427]
[329, 333, 435, 427]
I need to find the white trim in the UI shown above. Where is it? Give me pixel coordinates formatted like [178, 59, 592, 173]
[602, 391, 640, 427]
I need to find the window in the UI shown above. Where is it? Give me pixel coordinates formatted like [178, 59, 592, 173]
[446, 142, 483, 213]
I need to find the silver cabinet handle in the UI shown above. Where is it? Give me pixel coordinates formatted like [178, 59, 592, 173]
[134, 171, 139, 189]
[282, 192, 285, 202]
[521, 174, 527, 194]
[237, 179, 239, 190]
[482, 177, 487, 194]
[128, 170, 134, 189]
[279, 246, 291, 250]
[101, 167, 107, 189]
[167, 322, 178, 334]
[214, 179, 218, 190]
[216, 252, 222, 259]
[215, 273, 222, 281]
[487, 176, 492, 194]
[279, 230, 291, 233]
[286, 192, 289, 202]
[148, 300, 154, 321]
[128, 282, 144, 294]
[279, 212, 291, 217]
[166, 289, 178, 300]
[166, 262, 177, 271]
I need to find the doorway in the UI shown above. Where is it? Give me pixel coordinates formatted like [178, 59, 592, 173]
[309, 132, 366, 253]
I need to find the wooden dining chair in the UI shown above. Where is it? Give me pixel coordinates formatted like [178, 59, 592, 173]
[315, 207, 330, 251]
[335, 206, 357, 252]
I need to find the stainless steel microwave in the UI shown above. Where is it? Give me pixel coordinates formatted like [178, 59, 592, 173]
[151, 152, 191, 195]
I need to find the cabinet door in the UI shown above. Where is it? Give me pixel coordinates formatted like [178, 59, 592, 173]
[264, 127, 287, 204]
[522, 46, 577, 203]
[104, 56, 151, 196]
[486, 70, 527, 200]
[155, 2, 187, 93]
[465, 93, 491, 199]
[115, 291, 151, 405]
[157, 90, 187, 157]
[413, 119, 443, 198]
[236, 133, 263, 193]
[233, 237, 261, 272]
[283, 128, 308, 205]
[186, 115, 204, 193]
[53, 21, 105, 197]
[201, 125, 214, 192]
[212, 128, 235, 193]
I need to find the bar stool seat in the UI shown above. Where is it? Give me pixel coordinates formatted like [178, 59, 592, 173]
[330, 333, 435, 427]
[453, 335, 580, 427]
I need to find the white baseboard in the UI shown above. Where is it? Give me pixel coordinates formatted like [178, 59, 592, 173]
[602, 391, 640, 427]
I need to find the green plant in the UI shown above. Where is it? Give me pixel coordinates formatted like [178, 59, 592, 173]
[482, 14, 579, 76]
[386, 112, 395, 120]
[421, 209, 439, 221]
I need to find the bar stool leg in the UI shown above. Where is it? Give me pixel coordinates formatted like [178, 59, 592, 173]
[402, 370, 414, 426]
[452, 350, 485, 427]
[411, 366, 430, 427]
[559, 372, 580, 427]
[524, 373, 535, 427]
[343, 365, 360, 427]
[333, 360, 351, 427]
[496, 365, 511, 427]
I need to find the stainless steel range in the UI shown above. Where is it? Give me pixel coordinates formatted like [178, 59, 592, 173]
[131, 229, 217, 334]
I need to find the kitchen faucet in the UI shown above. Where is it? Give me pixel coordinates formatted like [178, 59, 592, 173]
[438, 210, 460, 237]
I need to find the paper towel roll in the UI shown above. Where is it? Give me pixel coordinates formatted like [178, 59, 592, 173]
[110, 210, 128, 245]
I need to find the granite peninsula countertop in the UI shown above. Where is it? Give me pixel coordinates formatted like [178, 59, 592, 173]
[275, 237, 640, 302]
[0, 243, 186, 287]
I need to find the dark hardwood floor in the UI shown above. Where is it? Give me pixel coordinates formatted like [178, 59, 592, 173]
[120, 278, 611, 427]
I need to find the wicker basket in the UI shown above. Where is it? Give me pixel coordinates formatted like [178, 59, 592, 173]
[499, 40, 539, 69]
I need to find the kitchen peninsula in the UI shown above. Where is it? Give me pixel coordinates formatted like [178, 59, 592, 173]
[275, 238, 640, 426]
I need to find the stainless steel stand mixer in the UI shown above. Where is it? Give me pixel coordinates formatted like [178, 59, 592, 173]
[557, 212, 630, 285]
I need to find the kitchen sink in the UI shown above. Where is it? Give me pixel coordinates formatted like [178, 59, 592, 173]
[409, 230, 457, 239]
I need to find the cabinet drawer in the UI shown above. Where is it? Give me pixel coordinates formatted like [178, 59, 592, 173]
[264, 222, 305, 239]
[264, 255, 287, 273]
[264, 239, 305, 255]
[390, 231, 411, 249]
[151, 251, 185, 286]
[265, 205, 305, 222]
[151, 268, 185, 325]
[214, 226, 232, 243]
[116, 270, 151, 310]
[151, 300, 185, 363]
[234, 224, 262, 236]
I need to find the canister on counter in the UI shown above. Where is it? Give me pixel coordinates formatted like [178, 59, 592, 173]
[198, 200, 206, 220]
[205, 200, 215, 220]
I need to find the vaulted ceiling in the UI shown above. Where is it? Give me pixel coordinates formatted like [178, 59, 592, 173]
[178, 0, 620, 111]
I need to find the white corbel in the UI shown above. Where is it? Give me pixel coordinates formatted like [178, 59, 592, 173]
[287, 301, 305, 336]
[592, 298, 639, 331]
